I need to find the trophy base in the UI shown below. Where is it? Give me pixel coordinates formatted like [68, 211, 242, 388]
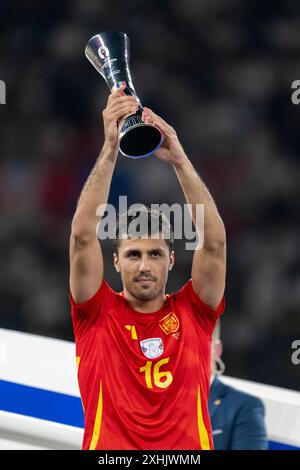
[119, 123, 163, 159]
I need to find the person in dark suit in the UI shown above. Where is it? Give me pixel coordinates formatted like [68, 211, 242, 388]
[209, 321, 268, 450]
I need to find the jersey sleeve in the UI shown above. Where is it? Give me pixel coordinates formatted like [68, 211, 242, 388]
[175, 278, 225, 336]
[69, 279, 115, 341]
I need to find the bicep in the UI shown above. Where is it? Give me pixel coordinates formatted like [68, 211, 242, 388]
[69, 234, 103, 304]
[191, 242, 226, 310]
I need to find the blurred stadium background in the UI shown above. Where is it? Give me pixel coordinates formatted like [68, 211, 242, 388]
[0, 0, 299, 399]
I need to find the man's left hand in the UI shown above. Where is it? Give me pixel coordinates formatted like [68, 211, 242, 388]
[142, 107, 188, 168]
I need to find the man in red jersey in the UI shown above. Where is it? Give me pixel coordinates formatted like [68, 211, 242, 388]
[69, 83, 226, 450]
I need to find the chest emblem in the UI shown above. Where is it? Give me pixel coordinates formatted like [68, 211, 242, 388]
[140, 337, 164, 359]
[159, 312, 180, 335]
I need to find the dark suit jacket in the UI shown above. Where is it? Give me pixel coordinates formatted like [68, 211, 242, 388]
[209, 377, 268, 450]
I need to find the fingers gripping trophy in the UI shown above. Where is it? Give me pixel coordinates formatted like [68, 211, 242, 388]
[85, 30, 164, 159]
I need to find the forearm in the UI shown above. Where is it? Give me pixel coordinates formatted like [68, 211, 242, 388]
[71, 143, 118, 239]
[173, 157, 226, 248]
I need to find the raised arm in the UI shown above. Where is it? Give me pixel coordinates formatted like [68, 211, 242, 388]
[173, 159, 226, 309]
[142, 108, 226, 310]
[70, 85, 139, 304]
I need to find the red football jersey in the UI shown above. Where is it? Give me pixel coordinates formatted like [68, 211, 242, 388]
[70, 278, 225, 450]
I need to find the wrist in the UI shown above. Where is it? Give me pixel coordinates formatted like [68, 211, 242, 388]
[171, 153, 190, 171]
[102, 141, 119, 161]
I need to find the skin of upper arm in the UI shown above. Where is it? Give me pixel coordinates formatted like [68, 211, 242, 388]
[69, 235, 103, 304]
[191, 242, 226, 310]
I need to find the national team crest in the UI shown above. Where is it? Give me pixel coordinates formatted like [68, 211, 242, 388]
[159, 312, 180, 335]
[140, 338, 164, 359]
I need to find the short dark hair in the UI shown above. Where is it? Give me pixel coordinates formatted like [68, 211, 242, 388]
[113, 206, 174, 254]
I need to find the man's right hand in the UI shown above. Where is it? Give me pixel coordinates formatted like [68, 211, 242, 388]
[102, 85, 139, 148]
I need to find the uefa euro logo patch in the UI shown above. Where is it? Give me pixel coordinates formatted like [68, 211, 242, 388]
[159, 312, 180, 335]
[140, 338, 164, 359]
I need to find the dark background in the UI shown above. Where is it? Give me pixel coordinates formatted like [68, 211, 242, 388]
[0, 0, 299, 390]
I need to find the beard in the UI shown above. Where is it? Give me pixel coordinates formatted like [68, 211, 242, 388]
[128, 275, 165, 301]
[132, 285, 159, 301]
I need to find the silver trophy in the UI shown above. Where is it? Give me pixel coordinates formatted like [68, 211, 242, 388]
[85, 30, 164, 159]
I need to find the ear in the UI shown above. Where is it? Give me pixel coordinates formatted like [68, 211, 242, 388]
[113, 252, 120, 273]
[168, 250, 175, 271]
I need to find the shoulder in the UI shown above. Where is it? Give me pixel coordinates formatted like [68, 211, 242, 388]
[169, 278, 225, 329]
[70, 278, 116, 310]
[70, 279, 121, 340]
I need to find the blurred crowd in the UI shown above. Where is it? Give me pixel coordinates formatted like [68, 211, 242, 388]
[0, 0, 299, 390]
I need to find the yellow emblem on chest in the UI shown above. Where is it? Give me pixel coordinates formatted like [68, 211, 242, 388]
[159, 312, 180, 335]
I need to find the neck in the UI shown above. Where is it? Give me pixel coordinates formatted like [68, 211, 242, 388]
[123, 288, 166, 313]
